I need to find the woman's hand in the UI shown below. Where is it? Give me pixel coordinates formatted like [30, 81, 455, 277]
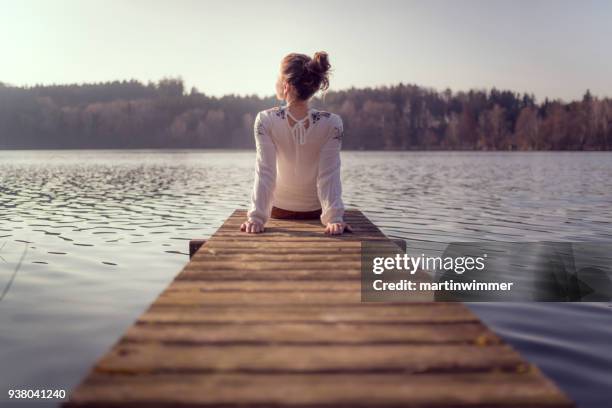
[240, 220, 265, 233]
[325, 222, 352, 235]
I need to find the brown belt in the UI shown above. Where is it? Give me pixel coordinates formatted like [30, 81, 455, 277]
[271, 206, 322, 220]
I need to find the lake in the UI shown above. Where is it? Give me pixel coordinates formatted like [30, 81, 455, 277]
[0, 150, 611, 407]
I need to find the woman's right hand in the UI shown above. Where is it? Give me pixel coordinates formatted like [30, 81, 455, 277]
[325, 222, 352, 235]
[240, 219, 265, 233]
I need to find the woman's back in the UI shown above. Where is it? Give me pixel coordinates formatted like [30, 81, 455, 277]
[250, 105, 344, 220]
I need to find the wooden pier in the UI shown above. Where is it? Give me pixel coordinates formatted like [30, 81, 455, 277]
[63, 209, 574, 407]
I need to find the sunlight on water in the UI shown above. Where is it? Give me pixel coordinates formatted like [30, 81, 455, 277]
[0, 150, 611, 407]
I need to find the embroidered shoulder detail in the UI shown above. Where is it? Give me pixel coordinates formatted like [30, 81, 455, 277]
[310, 110, 332, 125]
[332, 125, 343, 141]
[255, 118, 266, 136]
[270, 106, 286, 120]
[330, 113, 343, 141]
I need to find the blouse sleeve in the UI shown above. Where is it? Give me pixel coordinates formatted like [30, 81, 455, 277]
[317, 115, 345, 226]
[246, 112, 277, 225]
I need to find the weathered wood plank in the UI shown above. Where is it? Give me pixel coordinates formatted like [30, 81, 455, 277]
[198, 246, 363, 253]
[205, 235, 387, 242]
[94, 343, 527, 375]
[199, 240, 363, 248]
[155, 289, 361, 305]
[176, 268, 363, 281]
[184, 261, 362, 270]
[122, 322, 500, 345]
[190, 253, 361, 262]
[164, 280, 363, 291]
[64, 372, 573, 408]
[137, 304, 492, 324]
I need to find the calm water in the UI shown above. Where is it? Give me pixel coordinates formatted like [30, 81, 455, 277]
[0, 150, 611, 407]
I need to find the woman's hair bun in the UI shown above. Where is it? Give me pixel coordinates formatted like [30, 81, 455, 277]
[308, 51, 331, 75]
[281, 51, 332, 100]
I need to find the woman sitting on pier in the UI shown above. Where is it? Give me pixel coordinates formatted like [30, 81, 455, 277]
[241, 51, 352, 235]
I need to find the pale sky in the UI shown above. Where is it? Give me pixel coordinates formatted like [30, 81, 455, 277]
[1, 0, 611, 103]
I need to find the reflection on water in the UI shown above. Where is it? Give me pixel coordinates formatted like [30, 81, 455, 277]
[0, 150, 611, 407]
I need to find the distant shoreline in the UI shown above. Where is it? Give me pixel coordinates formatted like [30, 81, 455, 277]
[2, 79, 610, 151]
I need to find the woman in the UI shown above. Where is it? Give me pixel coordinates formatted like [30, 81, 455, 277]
[240, 51, 352, 235]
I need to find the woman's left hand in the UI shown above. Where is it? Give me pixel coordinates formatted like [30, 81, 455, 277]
[325, 222, 352, 235]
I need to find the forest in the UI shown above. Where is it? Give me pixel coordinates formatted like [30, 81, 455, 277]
[1, 77, 610, 150]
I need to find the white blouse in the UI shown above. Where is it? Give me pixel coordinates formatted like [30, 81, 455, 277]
[246, 105, 345, 226]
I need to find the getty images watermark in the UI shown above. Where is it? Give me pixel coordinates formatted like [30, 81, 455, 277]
[361, 241, 612, 302]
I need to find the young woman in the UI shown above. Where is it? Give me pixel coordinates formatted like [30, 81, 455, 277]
[240, 51, 352, 235]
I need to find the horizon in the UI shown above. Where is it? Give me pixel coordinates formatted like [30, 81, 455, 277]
[0, 76, 603, 105]
[1, 0, 611, 104]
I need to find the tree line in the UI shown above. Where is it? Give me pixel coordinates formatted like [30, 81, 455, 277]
[1, 77, 610, 150]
